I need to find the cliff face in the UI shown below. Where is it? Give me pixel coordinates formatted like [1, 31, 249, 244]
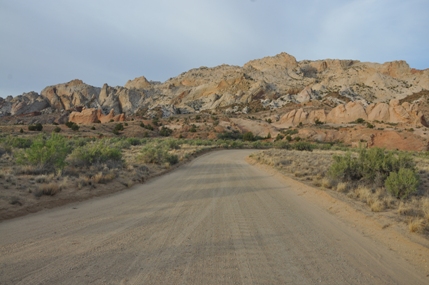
[1, 52, 428, 125]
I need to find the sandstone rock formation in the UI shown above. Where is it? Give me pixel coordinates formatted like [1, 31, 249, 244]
[124, 76, 151, 89]
[274, 100, 427, 127]
[0, 92, 50, 116]
[1, 52, 428, 127]
[298, 127, 428, 151]
[41, 79, 101, 111]
[69, 108, 125, 124]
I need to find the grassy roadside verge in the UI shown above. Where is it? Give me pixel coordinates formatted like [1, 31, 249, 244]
[250, 149, 429, 238]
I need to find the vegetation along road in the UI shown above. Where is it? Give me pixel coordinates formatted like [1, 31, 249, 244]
[1, 150, 428, 284]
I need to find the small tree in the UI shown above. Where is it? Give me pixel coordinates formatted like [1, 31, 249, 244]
[385, 168, 419, 199]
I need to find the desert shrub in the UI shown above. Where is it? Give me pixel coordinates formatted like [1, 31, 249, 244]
[242, 132, 255, 141]
[17, 133, 71, 172]
[275, 134, 284, 141]
[385, 168, 420, 199]
[68, 137, 93, 148]
[144, 124, 154, 131]
[4, 136, 32, 148]
[139, 143, 178, 165]
[65, 121, 79, 131]
[292, 141, 314, 151]
[53, 126, 61, 133]
[164, 138, 181, 150]
[283, 129, 299, 135]
[355, 118, 365, 124]
[301, 64, 317, 78]
[38, 183, 61, 196]
[67, 139, 122, 168]
[159, 126, 173, 136]
[28, 123, 43, 131]
[189, 124, 197, 132]
[152, 117, 159, 126]
[93, 171, 116, 184]
[328, 148, 418, 195]
[217, 131, 242, 140]
[274, 140, 291, 149]
[126, 137, 144, 146]
[114, 123, 124, 131]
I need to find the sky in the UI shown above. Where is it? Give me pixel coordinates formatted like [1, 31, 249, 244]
[1, 0, 428, 97]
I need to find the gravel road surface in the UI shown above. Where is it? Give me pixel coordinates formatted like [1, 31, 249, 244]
[0, 150, 428, 284]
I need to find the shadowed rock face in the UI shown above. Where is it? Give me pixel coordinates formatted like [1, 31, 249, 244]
[1, 52, 428, 123]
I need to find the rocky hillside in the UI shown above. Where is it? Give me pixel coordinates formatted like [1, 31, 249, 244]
[1, 53, 428, 121]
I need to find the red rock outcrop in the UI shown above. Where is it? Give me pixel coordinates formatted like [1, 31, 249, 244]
[275, 100, 427, 127]
[298, 127, 428, 151]
[69, 108, 125, 124]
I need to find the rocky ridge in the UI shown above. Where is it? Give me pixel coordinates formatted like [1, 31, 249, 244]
[1, 52, 428, 125]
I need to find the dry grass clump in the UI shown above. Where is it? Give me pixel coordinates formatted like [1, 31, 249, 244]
[312, 177, 322, 187]
[17, 165, 44, 175]
[408, 218, 425, 233]
[0, 167, 12, 179]
[93, 172, 116, 184]
[37, 183, 61, 196]
[370, 200, 385, 212]
[35, 175, 48, 183]
[347, 186, 389, 212]
[76, 175, 92, 189]
[335, 182, 349, 193]
[321, 178, 333, 189]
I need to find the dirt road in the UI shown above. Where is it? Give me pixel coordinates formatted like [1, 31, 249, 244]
[1, 150, 428, 284]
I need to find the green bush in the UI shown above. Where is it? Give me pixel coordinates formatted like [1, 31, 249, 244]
[67, 139, 122, 167]
[283, 129, 299, 135]
[17, 133, 71, 172]
[189, 124, 197, 132]
[66, 121, 79, 131]
[242, 132, 255, 141]
[274, 140, 291, 149]
[53, 127, 61, 133]
[328, 148, 418, 193]
[126, 137, 144, 146]
[217, 131, 242, 140]
[139, 143, 178, 165]
[4, 136, 32, 148]
[159, 126, 173, 136]
[292, 141, 314, 151]
[28, 123, 43, 131]
[385, 168, 419, 199]
[164, 138, 181, 150]
[114, 123, 124, 131]
[275, 134, 284, 141]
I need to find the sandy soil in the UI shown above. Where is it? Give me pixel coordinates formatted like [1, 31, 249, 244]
[0, 150, 428, 284]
